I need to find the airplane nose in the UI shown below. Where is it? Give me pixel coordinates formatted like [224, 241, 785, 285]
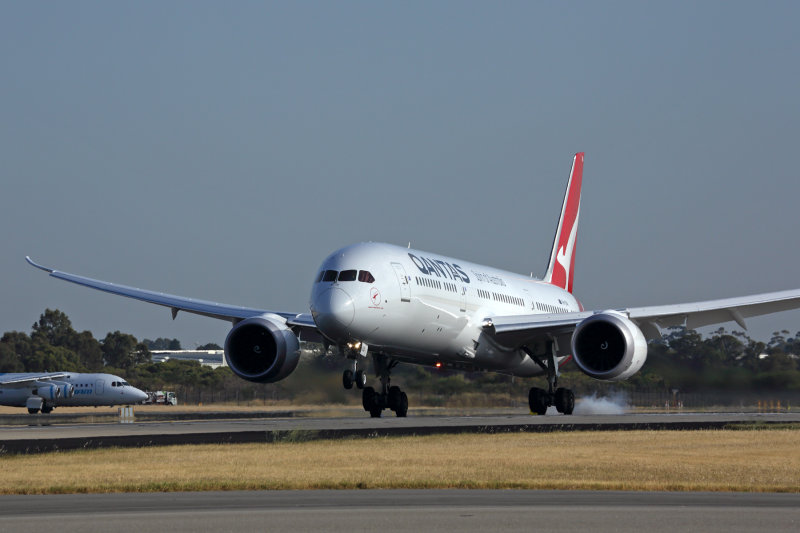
[133, 388, 148, 403]
[312, 287, 355, 339]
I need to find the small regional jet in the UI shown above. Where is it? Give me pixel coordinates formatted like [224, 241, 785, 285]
[27, 153, 800, 417]
[0, 372, 148, 414]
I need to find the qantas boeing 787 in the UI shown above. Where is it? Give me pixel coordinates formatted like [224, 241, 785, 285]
[27, 153, 800, 417]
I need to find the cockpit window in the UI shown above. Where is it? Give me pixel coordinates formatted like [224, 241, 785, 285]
[338, 269, 357, 282]
[358, 270, 375, 283]
[322, 270, 338, 282]
[316, 271, 325, 283]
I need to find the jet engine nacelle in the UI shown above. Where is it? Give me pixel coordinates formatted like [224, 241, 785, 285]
[32, 382, 62, 400]
[571, 311, 648, 381]
[224, 314, 301, 383]
[50, 381, 75, 399]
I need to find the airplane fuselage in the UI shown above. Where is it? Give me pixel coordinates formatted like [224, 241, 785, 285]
[0, 372, 148, 409]
[310, 242, 581, 376]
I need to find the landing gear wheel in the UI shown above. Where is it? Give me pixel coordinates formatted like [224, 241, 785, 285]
[40, 404, 53, 414]
[343, 369, 354, 390]
[355, 369, 367, 390]
[528, 387, 549, 415]
[395, 392, 408, 417]
[554, 387, 575, 415]
[387, 385, 402, 411]
[27, 408, 39, 415]
[366, 353, 408, 419]
[362, 386, 376, 411]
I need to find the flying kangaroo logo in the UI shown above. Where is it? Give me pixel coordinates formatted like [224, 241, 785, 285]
[555, 209, 579, 286]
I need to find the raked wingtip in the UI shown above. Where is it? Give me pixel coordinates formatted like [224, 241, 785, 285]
[26, 256, 54, 273]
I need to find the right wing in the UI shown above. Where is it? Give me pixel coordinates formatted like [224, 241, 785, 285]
[484, 287, 800, 349]
[26, 256, 312, 329]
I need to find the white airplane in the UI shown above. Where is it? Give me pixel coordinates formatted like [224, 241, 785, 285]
[0, 372, 148, 414]
[26, 153, 800, 417]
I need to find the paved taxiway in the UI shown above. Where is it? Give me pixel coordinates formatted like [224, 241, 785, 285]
[1, 412, 798, 453]
[0, 490, 797, 532]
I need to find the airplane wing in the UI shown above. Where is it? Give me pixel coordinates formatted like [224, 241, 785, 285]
[484, 288, 800, 349]
[0, 373, 71, 387]
[26, 257, 316, 333]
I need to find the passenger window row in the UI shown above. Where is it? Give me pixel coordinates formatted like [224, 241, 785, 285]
[492, 292, 524, 307]
[536, 302, 568, 314]
[415, 276, 442, 290]
[316, 270, 375, 283]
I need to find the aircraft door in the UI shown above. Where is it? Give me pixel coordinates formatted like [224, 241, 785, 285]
[95, 380, 104, 395]
[391, 262, 411, 302]
[460, 285, 467, 313]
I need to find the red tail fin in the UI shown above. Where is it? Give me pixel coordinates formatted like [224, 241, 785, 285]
[543, 152, 584, 293]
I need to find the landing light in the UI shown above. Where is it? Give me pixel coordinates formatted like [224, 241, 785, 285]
[434, 362, 443, 369]
[347, 341, 362, 351]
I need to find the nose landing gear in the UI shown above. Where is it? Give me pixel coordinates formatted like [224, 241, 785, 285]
[341, 342, 369, 390]
[343, 368, 368, 389]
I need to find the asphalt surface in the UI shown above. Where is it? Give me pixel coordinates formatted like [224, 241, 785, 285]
[1, 412, 799, 453]
[0, 490, 797, 533]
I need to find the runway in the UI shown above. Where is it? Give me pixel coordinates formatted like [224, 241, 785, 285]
[0, 490, 797, 533]
[1, 411, 798, 454]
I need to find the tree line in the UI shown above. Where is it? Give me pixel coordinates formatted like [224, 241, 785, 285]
[1, 309, 799, 405]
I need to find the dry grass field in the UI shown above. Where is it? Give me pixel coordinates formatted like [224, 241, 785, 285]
[1, 429, 798, 494]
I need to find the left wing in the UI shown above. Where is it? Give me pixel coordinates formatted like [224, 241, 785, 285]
[484, 288, 800, 348]
[26, 257, 318, 336]
[0, 373, 71, 387]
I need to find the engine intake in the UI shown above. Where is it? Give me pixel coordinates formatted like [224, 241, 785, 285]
[571, 311, 647, 381]
[224, 314, 301, 383]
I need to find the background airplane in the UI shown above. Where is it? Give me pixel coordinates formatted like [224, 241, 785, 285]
[0, 372, 148, 414]
[26, 153, 800, 417]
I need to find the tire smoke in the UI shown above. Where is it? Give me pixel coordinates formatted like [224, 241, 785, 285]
[572, 391, 630, 415]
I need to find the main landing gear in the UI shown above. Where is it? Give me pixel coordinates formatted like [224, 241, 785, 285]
[524, 341, 575, 416]
[361, 353, 408, 418]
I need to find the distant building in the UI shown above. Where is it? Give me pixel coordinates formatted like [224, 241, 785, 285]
[150, 350, 226, 369]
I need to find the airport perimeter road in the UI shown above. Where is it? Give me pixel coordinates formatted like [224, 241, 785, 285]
[0, 490, 797, 533]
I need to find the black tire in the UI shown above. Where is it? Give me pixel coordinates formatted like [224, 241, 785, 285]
[528, 387, 549, 415]
[369, 407, 383, 418]
[342, 369, 354, 390]
[388, 385, 402, 411]
[395, 391, 408, 417]
[41, 404, 53, 414]
[554, 388, 575, 415]
[355, 369, 367, 390]
[362, 386, 376, 411]
[27, 408, 39, 415]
